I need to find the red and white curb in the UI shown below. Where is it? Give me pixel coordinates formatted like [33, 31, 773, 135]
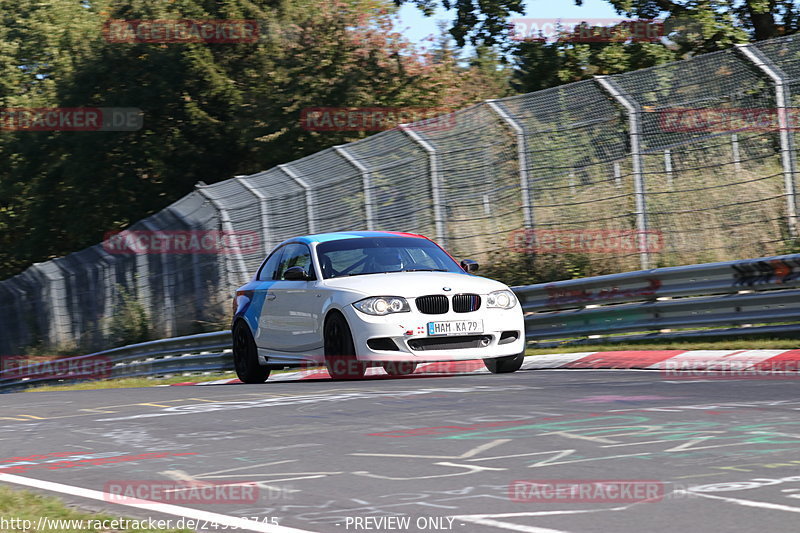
[168, 349, 800, 386]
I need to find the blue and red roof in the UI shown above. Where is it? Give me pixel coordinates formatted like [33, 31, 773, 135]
[294, 231, 428, 245]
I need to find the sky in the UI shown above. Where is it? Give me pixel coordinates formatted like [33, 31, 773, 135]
[395, 0, 623, 48]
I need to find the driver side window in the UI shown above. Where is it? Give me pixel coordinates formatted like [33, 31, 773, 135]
[257, 247, 285, 281]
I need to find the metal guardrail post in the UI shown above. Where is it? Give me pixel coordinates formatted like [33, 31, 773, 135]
[596, 75, 651, 270]
[486, 100, 534, 229]
[737, 43, 798, 239]
[278, 164, 316, 235]
[195, 186, 251, 287]
[334, 146, 375, 230]
[399, 124, 446, 246]
[235, 175, 274, 251]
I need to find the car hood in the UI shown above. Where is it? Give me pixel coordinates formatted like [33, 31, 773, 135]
[320, 271, 510, 297]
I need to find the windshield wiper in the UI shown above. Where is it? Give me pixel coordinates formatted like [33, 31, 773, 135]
[401, 268, 448, 272]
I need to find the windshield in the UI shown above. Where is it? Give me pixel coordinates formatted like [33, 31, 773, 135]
[315, 236, 463, 279]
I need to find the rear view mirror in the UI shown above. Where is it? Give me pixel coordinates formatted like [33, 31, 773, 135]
[460, 259, 479, 273]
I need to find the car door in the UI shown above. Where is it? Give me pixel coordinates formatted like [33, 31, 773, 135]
[249, 244, 285, 353]
[257, 242, 324, 356]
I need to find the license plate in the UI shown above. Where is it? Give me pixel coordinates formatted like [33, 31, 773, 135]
[427, 320, 483, 336]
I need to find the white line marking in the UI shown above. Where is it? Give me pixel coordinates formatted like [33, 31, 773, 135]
[681, 490, 800, 513]
[522, 353, 597, 369]
[455, 507, 629, 518]
[352, 438, 510, 460]
[193, 459, 298, 477]
[455, 516, 571, 532]
[0, 472, 315, 533]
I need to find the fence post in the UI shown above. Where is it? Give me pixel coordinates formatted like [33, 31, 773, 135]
[278, 164, 316, 234]
[195, 185, 251, 287]
[596, 75, 651, 270]
[731, 133, 742, 172]
[140, 219, 173, 337]
[166, 205, 205, 319]
[93, 246, 117, 340]
[737, 43, 798, 238]
[31, 262, 72, 346]
[664, 149, 673, 188]
[236, 175, 274, 251]
[398, 124, 446, 246]
[334, 145, 375, 230]
[485, 99, 534, 229]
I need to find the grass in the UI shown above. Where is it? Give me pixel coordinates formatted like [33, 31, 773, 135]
[0, 485, 192, 533]
[26, 372, 240, 392]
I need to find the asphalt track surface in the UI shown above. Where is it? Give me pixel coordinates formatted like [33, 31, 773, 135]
[2, 367, 800, 533]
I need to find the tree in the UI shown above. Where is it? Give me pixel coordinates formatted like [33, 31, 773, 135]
[0, 0, 508, 278]
[395, 0, 525, 47]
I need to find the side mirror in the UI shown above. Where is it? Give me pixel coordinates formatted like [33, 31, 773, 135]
[284, 266, 310, 281]
[460, 259, 479, 273]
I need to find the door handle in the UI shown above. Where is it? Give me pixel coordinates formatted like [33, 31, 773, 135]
[266, 294, 276, 301]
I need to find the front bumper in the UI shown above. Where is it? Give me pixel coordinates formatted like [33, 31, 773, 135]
[341, 305, 525, 362]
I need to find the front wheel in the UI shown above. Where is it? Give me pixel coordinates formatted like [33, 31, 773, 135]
[484, 352, 525, 374]
[233, 322, 270, 383]
[324, 313, 366, 380]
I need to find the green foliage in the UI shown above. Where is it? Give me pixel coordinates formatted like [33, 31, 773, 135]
[0, 0, 507, 279]
[0, 485, 192, 532]
[479, 250, 597, 287]
[396, 0, 525, 47]
[108, 285, 151, 347]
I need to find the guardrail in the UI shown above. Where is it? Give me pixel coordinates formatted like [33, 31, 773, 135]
[517, 252, 800, 344]
[3, 252, 800, 391]
[0, 331, 232, 392]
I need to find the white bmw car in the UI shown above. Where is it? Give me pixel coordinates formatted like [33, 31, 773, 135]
[231, 231, 525, 381]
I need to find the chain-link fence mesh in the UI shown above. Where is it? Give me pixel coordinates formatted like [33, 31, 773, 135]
[3, 36, 800, 354]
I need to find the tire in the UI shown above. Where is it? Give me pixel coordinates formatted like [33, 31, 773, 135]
[484, 351, 525, 374]
[233, 321, 270, 383]
[324, 312, 366, 379]
[382, 361, 418, 376]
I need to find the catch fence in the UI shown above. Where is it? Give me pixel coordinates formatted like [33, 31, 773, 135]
[3, 36, 800, 353]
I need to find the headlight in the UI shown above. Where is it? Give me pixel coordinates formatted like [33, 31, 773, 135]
[486, 290, 516, 309]
[353, 296, 410, 316]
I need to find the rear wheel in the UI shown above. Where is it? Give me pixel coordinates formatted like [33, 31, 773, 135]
[324, 313, 366, 379]
[484, 352, 525, 374]
[382, 361, 417, 376]
[233, 322, 270, 383]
